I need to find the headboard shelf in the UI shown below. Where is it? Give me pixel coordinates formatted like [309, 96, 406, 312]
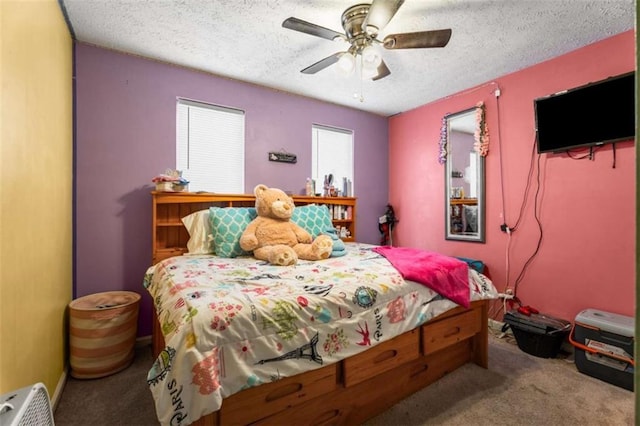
[152, 192, 357, 264]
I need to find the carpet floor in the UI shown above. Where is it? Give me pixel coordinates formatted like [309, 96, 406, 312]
[54, 333, 635, 425]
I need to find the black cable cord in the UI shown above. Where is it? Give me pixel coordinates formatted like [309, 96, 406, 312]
[509, 134, 538, 232]
[513, 152, 544, 295]
[565, 150, 590, 159]
[501, 134, 537, 296]
[510, 139, 617, 297]
[511, 140, 616, 297]
[566, 144, 617, 168]
[565, 145, 603, 160]
[612, 143, 617, 168]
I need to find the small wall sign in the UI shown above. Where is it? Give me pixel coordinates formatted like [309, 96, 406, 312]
[269, 151, 297, 164]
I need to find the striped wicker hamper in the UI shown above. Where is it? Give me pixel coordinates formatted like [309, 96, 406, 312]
[69, 291, 141, 379]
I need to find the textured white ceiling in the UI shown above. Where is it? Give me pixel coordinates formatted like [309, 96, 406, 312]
[61, 0, 635, 117]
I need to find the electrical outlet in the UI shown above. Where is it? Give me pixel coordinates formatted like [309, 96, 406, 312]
[498, 288, 514, 300]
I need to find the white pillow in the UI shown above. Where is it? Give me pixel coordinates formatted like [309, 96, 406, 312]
[181, 210, 214, 254]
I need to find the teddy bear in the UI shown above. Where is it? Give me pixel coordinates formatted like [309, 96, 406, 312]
[239, 184, 333, 266]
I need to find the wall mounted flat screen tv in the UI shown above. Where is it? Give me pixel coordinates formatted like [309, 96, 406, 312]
[534, 71, 635, 153]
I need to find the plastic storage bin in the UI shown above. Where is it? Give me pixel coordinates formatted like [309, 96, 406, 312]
[503, 310, 571, 358]
[569, 308, 634, 391]
[69, 291, 140, 379]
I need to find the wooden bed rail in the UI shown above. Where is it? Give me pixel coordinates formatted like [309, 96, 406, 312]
[151, 300, 489, 426]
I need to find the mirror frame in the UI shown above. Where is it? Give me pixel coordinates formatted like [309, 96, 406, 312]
[444, 106, 486, 242]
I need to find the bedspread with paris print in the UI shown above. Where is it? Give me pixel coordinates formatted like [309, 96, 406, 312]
[143, 242, 498, 425]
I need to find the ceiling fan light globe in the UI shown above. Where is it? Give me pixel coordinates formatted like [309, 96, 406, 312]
[336, 52, 356, 74]
[362, 45, 382, 68]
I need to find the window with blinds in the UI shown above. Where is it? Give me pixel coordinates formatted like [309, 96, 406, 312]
[176, 99, 245, 193]
[312, 124, 354, 196]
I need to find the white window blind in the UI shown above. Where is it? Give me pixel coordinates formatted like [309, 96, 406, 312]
[312, 124, 354, 196]
[177, 99, 245, 193]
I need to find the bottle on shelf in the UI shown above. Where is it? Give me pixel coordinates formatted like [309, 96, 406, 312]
[305, 178, 314, 196]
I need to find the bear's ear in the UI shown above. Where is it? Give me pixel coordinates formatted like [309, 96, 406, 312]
[254, 184, 268, 197]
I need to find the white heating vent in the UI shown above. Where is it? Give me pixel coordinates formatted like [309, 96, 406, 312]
[0, 383, 55, 426]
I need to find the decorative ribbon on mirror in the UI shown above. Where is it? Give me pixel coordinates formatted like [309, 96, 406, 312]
[438, 116, 448, 164]
[473, 102, 489, 156]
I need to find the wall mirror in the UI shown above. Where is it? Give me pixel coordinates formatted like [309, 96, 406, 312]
[444, 106, 485, 242]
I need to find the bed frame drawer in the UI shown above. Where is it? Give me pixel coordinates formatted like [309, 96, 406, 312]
[422, 307, 481, 355]
[219, 363, 338, 425]
[343, 328, 420, 388]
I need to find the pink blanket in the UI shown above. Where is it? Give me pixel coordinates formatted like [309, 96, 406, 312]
[373, 246, 470, 308]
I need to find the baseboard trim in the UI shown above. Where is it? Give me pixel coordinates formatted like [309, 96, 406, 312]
[51, 338, 151, 409]
[51, 364, 69, 412]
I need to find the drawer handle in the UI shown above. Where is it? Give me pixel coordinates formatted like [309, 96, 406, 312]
[264, 382, 303, 402]
[373, 349, 398, 363]
[312, 409, 342, 425]
[409, 363, 429, 378]
[443, 326, 461, 338]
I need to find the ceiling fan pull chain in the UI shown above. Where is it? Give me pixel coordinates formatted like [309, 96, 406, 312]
[360, 68, 364, 102]
[358, 54, 365, 102]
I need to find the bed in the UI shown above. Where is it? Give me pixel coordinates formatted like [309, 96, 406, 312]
[144, 192, 498, 426]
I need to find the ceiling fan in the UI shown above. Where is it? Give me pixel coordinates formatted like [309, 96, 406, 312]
[282, 0, 452, 81]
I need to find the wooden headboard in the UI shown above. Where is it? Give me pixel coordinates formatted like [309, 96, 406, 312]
[151, 191, 357, 265]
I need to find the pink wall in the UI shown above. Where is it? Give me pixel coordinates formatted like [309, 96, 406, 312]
[389, 31, 635, 323]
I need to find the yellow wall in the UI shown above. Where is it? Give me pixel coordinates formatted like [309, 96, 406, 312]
[0, 0, 72, 397]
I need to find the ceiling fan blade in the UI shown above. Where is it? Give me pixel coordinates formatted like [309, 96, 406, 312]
[363, 0, 405, 35]
[372, 60, 391, 81]
[383, 29, 452, 49]
[301, 52, 343, 74]
[282, 17, 344, 41]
